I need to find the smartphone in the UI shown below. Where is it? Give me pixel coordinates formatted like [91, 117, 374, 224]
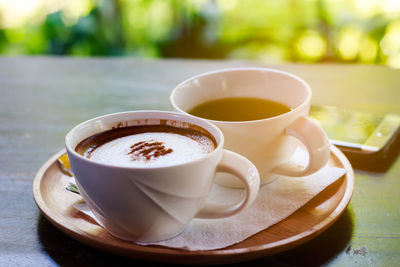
[309, 105, 400, 172]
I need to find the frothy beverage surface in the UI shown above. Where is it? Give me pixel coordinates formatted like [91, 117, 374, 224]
[75, 125, 216, 167]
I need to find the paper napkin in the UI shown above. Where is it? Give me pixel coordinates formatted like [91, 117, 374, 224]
[137, 166, 345, 250]
[74, 147, 346, 251]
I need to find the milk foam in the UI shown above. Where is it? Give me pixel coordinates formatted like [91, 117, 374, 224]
[88, 132, 214, 167]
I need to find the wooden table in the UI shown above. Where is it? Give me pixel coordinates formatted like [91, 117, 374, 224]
[1, 57, 399, 266]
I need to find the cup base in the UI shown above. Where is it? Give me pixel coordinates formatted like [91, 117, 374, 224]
[101, 220, 185, 244]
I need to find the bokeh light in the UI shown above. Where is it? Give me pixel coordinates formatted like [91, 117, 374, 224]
[359, 36, 378, 63]
[380, 20, 400, 56]
[338, 26, 362, 61]
[296, 31, 327, 61]
[61, 0, 94, 26]
[0, 0, 400, 68]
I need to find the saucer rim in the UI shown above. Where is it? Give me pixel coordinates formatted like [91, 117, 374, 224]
[33, 145, 354, 264]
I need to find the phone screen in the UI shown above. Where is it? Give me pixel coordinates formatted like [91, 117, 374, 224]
[309, 105, 400, 152]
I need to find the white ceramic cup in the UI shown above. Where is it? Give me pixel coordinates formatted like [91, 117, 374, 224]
[170, 68, 331, 187]
[65, 110, 260, 242]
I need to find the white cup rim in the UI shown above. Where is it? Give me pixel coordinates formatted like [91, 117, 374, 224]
[170, 67, 312, 124]
[65, 110, 225, 170]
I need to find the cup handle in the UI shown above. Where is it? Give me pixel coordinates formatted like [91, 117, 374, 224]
[273, 115, 331, 177]
[195, 150, 260, 219]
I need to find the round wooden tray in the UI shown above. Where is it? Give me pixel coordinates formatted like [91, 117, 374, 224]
[33, 145, 354, 264]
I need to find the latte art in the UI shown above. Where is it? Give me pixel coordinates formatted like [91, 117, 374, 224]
[75, 124, 216, 168]
[128, 140, 173, 161]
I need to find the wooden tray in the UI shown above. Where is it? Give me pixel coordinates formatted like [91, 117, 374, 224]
[33, 145, 354, 264]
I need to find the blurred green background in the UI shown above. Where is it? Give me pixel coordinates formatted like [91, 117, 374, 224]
[1, 0, 400, 68]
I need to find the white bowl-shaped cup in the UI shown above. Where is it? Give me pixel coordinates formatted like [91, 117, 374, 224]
[65, 111, 260, 242]
[170, 68, 331, 187]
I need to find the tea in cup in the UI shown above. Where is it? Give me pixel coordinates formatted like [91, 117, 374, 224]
[65, 110, 260, 242]
[170, 68, 331, 187]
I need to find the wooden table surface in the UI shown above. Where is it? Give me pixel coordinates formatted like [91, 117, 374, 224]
[1, 57, 399, 266]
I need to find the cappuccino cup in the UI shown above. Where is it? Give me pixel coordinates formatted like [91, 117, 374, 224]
[170, 68, 331, 187]
[65, 111, 260, 242]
